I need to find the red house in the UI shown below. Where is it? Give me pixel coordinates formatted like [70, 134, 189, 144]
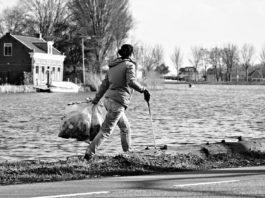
[0, 32, 65, 85]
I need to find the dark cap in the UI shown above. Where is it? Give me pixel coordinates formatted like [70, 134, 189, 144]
[118, 44, 133, 59]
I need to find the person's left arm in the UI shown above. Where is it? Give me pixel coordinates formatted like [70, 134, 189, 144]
[126, 62, 146, 93]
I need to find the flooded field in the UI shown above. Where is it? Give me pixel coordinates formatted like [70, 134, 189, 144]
[0, 84, 265, 161]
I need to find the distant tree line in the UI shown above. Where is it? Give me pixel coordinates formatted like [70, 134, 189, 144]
[172, 44, 265, 82]
[2, 1, 264, 82]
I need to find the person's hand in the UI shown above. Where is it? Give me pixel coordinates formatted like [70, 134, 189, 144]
[86, 96, 98, 104]
[91, 98, 98, 105]
[143, 89, 150, 103]
[86, 97, 91, 102]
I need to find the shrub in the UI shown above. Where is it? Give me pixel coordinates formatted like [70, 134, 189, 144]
[23, 72, 33, 85]
[142, 71, 165, 90]
[0, 84, 35, 93]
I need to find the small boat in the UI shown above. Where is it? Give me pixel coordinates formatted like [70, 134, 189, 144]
[49, 81, 80, 93]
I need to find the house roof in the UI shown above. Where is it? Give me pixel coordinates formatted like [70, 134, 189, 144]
[11, 34, 62, 55]
[248, 69, 263, 78]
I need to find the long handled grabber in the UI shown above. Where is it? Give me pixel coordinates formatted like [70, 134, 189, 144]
[144, 90, 156, 150]
[147, 101, 156, 149]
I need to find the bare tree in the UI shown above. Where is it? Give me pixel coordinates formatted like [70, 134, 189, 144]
[1, 0, 71, 39]
[0, 6, 27, 35]
[200, 48, 209, 81]
[132, 43, 146, 73]
[133, 43, 164, 77]
[221, 44, 239, 82]
[19, 0, 70, 40]
[170, 47, 183, 76]
[152, 44, 164, 68]
[189, 46, 204, 81]
[111, 1, 134, 50]
[0, 0, 70, 38]
[209, 47, 222, 81]
[240, 43, 255, 82]
[260, 45, 265, 67]
[69, 0, 134, 73]
[0, 19, 3, 36]
[259, 46, 265, 78]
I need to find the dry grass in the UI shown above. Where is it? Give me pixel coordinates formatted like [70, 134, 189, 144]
[1, 150, 265, 185]
[142, 71, 165, 90]
[79, 72, 102, 92]
[86, 72, 102, 86]
[0, 84, 35, 93]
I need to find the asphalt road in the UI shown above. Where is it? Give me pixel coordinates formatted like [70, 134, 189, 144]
[1, 166, 265, 198]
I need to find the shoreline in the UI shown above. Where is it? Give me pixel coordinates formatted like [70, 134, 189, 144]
[1, 82, 265, 94]
[164, 79, 265, 85]
[0, 84, 97, 94]
[1, 137, 265, 185]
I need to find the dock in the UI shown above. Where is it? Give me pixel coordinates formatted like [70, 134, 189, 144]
[34, 86, 50, 92]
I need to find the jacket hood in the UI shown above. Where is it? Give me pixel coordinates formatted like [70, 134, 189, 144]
[109, 58, 124, 68]
[109, 58, 136, 68]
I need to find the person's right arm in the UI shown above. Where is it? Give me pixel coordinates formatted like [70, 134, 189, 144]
[91, 73, 110, 104]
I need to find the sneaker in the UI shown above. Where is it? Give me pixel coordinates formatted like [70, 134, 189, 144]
[84, 154, 93, 162]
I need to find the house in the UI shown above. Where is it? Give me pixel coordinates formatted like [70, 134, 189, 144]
[178, 67, 198, 81]
[0, 32, 65, 85]
[206, 68, 217, 82]
[248, 69, 265, 81]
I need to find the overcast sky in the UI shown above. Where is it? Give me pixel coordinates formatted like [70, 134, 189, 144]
[130, 0, 265, 72]
[1, 0, 265, 73]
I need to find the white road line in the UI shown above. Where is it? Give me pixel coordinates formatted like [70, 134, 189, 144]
[31, 191, 110, 198]
[174, 180, 240, 187]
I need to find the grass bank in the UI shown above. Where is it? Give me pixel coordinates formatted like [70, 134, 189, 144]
[0, 85, 36, 93]
[1, 149, 265, 185]
[164, 80, 265, 86]
[195, 81, 265, 85]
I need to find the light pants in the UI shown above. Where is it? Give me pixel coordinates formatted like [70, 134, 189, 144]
[85, 98, 131, 156]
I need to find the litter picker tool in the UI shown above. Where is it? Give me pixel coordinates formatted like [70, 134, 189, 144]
[147, 101, 156, 149]
[144, 90, 156, 149]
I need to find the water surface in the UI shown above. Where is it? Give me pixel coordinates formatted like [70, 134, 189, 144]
[1, 84, 264, 161]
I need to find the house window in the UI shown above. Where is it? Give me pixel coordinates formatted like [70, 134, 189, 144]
[57, 67, 61, 80]
[52, 67, 55, 80]
[36, 66, 39, 74]
[35, 66, 39, 85]
[42, 66, 45, 81]
[4, 43, 12, 56]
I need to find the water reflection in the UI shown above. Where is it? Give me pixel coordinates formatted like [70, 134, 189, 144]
[0, 84, 265, 161]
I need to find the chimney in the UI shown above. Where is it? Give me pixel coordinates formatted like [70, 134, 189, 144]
[47, 41, 54, 54]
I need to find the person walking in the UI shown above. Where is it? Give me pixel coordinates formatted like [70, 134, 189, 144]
[84, 44, 150, 161]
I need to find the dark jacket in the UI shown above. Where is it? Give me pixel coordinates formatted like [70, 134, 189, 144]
[93, 58, 145, 107]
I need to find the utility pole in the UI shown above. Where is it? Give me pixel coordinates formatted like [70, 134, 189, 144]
[81, 36, 91, 85]
[82, 38, 85, 85]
